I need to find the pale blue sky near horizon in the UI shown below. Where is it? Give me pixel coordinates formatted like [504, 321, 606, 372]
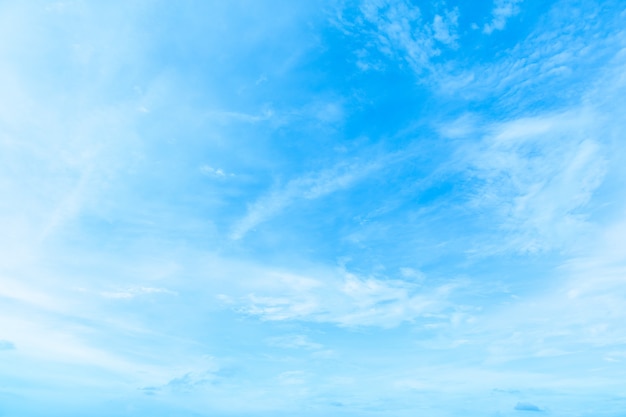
[1, 0, 626, 416]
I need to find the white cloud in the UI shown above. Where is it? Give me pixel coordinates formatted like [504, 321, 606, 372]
[483, 0, 522, 34]
[432, 9, 460, 47]
[435, 1, 624, 101]
[435, 12, 626, 256]
[200, 165, 233, 178]
[346, 0, 440, 73]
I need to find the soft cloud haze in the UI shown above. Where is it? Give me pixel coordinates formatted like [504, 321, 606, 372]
[1, 0, 626, 416]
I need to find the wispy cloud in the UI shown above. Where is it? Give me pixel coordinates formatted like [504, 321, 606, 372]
[462, 109, 607, 253]
[230, 156, 390, 240]
[233, 267, 460, 328]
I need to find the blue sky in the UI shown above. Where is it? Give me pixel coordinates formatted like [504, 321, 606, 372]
[1, 0, 626, 416]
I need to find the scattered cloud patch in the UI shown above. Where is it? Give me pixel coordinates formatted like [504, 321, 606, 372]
[441, 3, 625, 103]
[200, 165, 233, 178]
[433, 9, 460, 47]
[345, 0, 461, 74]
[166, 370, 216, 392]
[484, 0, 523, 34]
